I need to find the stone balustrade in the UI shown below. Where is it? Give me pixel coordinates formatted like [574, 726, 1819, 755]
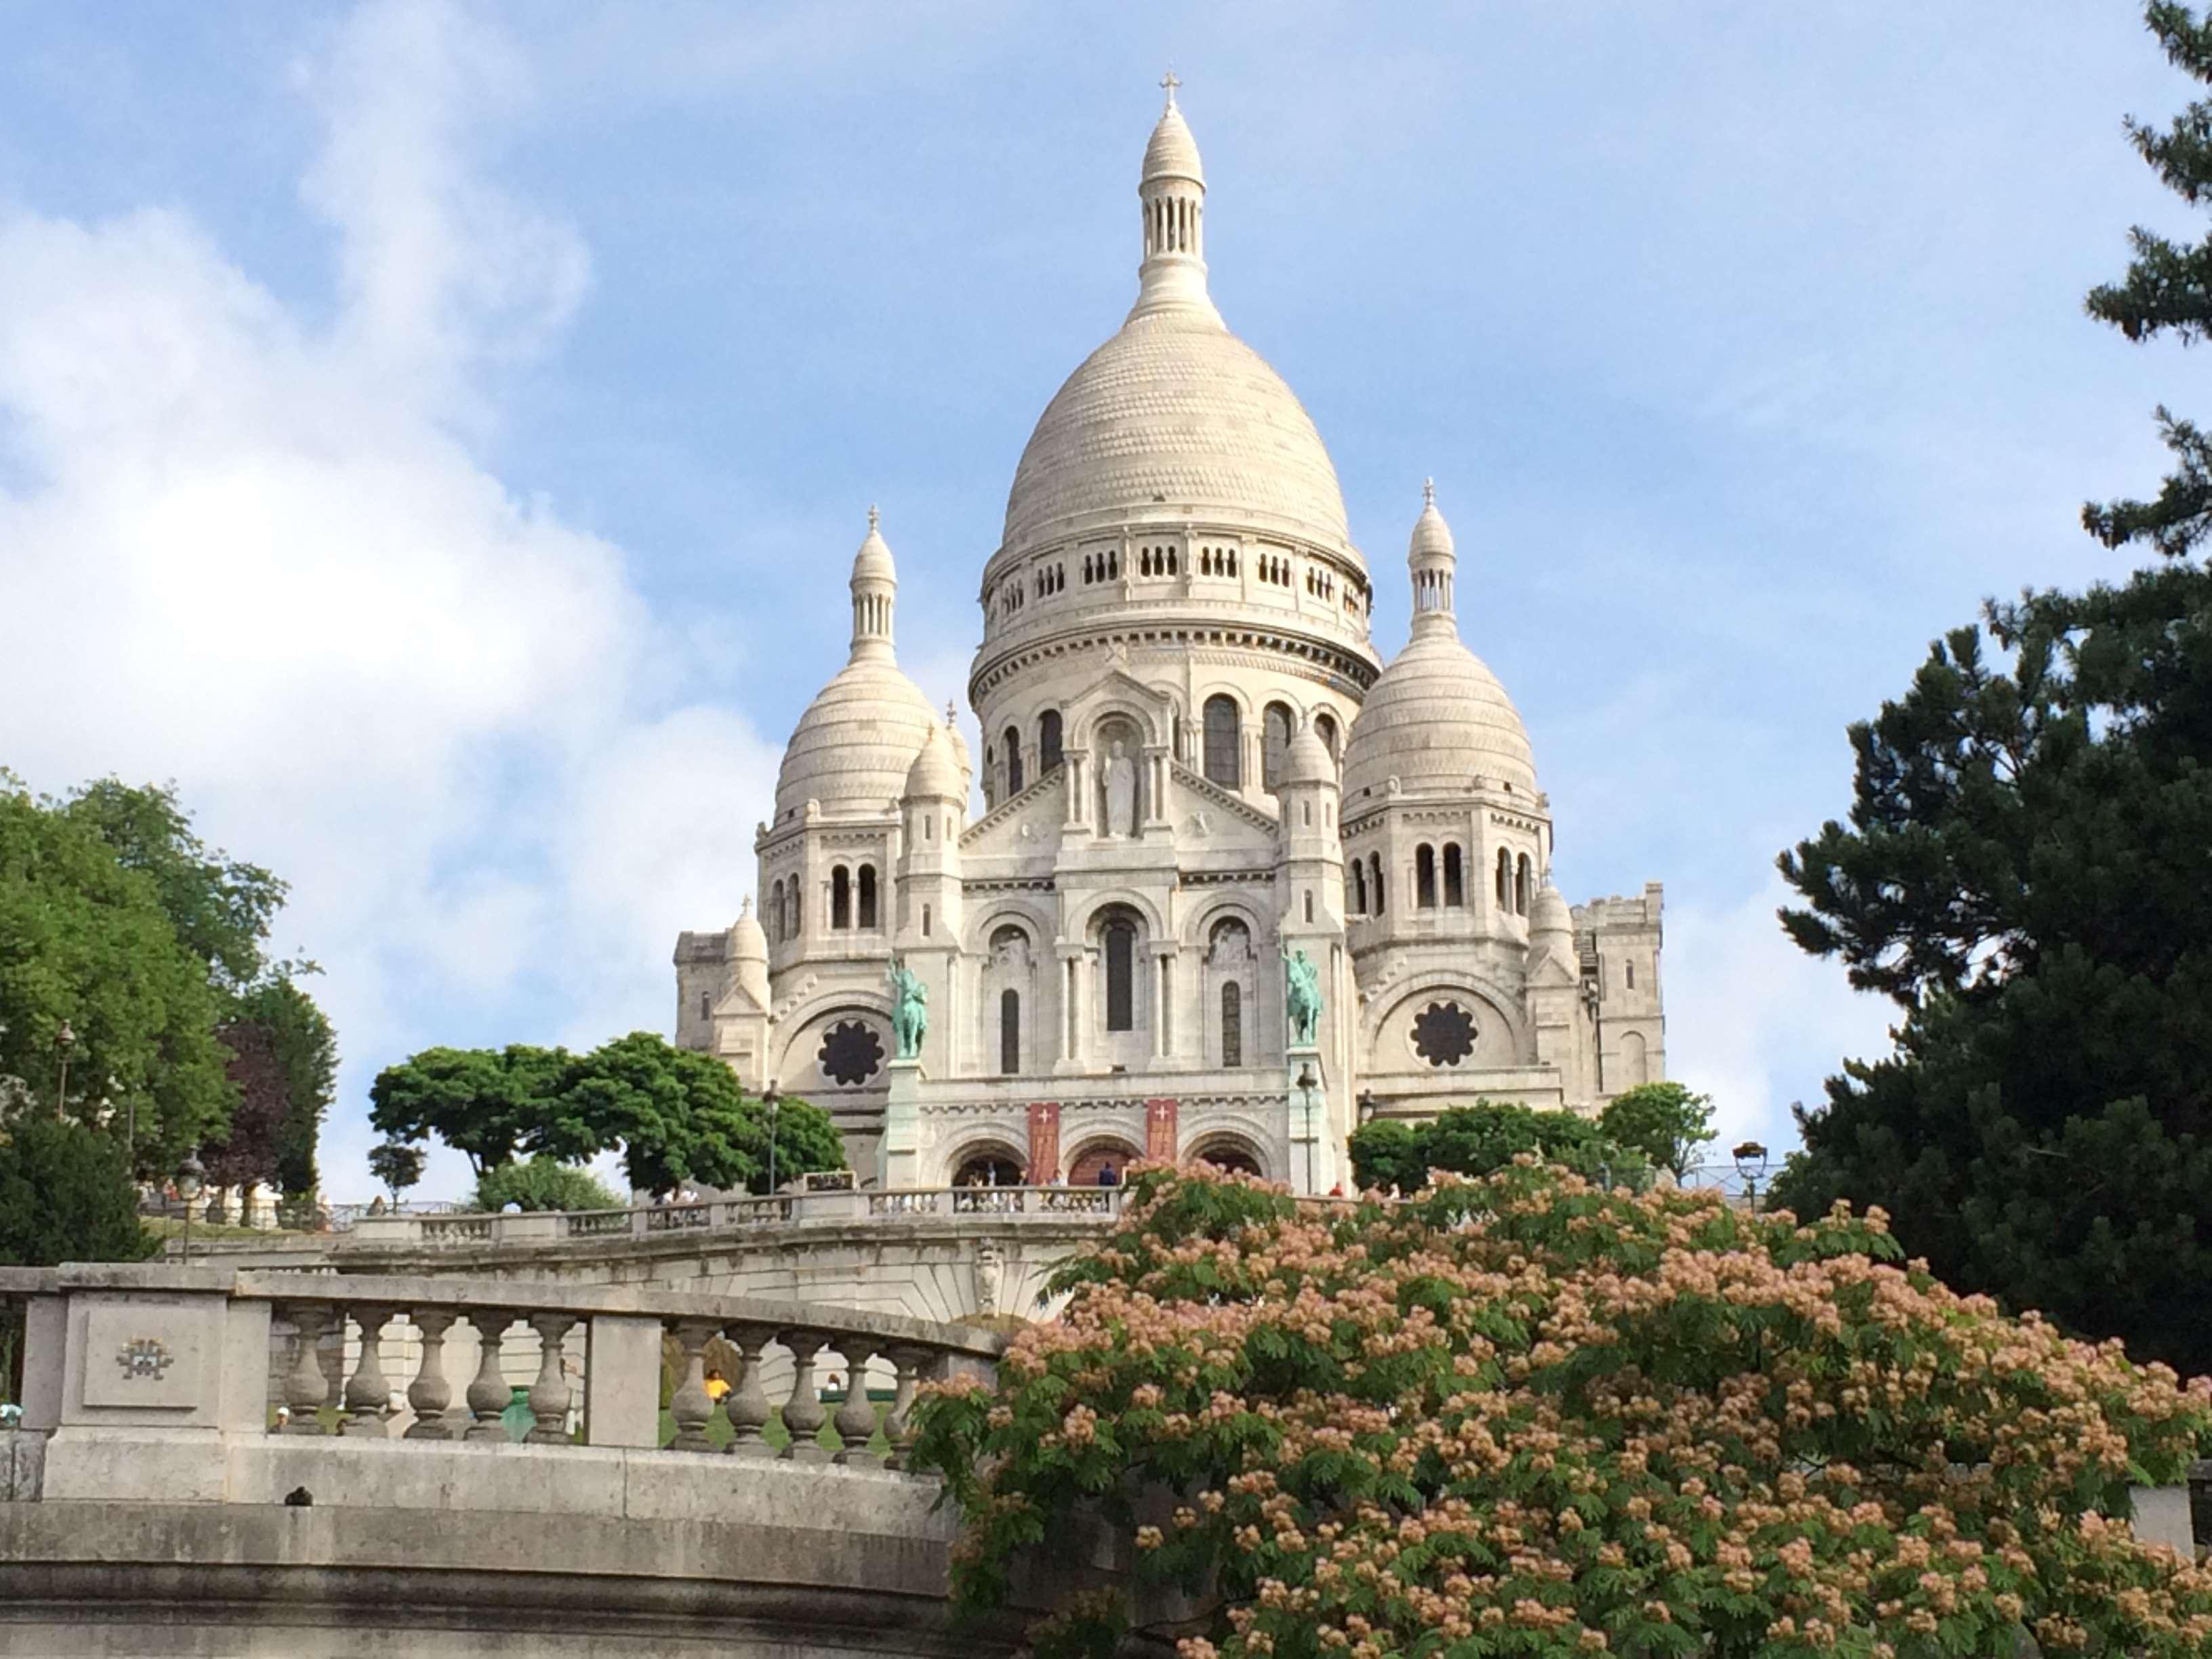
[330, 1183, 1122, 1250]
[0, 1262, 1000, 1505]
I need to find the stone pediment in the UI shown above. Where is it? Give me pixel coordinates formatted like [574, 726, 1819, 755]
[1527, 943, 1580, 990]
[1162, 764, 1279, 854]
[960, 765, 1066, 856]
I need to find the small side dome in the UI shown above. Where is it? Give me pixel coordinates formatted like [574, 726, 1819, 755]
[903, 722, 964, 801]
[1530, 881, 1572, 940]
[851, 504, 895, 585]
[1280, 720, 1336, 788]
[1408, 478, 1454, 566]
[729, 895, 768, 962]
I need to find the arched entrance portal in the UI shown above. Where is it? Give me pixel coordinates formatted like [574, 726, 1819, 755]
[951, 1146, 1027, 1188]
[1187, 1136, 1265, 1179]
[1067, 1138, 1141, 1188]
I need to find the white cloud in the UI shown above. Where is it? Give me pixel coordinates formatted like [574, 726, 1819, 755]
[1662, 878, 1898, 1160]
[0, 0, 773, 1200]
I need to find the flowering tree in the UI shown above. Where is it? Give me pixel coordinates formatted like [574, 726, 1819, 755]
[912, 1162, 2212, 1658]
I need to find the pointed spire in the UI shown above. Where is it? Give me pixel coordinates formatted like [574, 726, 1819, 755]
[848, 505, 897, 662]
[1408, 479, 1458, 638]
[1133, 77, 1216, 321]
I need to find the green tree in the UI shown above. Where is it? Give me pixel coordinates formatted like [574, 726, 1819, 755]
[554, 1032, 841, 1197]
[1599, 1080, 1717, 1179]
[0, 777, 235, 1168]
[366, 1140, 425, 1202]
[1347, 1101, 1647, 1193]
[1774, 7, 2212, 1376]
[0, 1115, 155, 1267]
[367, 1044, 571, 1177]
[913, 1164, 2212, 1659]
[473, 1155, 620, 1214]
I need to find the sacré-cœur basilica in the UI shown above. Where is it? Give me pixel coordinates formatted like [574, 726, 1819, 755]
[674, 84, 1666, 1192]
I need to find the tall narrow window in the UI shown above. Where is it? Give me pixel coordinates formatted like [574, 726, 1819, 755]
[1104, 918, 1136, 1031]
[857, 864, 878, 929]
[1039, 709, 1063, 774]
[922, 903, 932, 939]
[768, 880, 783, 943]
[699, 991, 710, 1019]
[785, 883, 799, 940]
[1626, 961, 1635, 990]
[1203, 695, 1241, 787]
[1515, 854, 1532, 916]
[1496, 848, 1512, 907]
[1000, 989, 1021, 1076]
[1004, 727, 1024, 796]
[1443, 844, 1465, 907]
[1262, 701, 1294, 791]
[1351, 858, 1368, 914]
[1303, 890, 1315, 923]
[831, 866, 851, 930]
[1370, 853, 1385, 916]
[1314, 710, 1339, 759]
[1416, 844, 1437, 908]
[1220, 981, 1242, 1067]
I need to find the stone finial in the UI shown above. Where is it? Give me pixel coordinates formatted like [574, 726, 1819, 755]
[1423, 476, 1435, 508]
[1160, 68, 1180, 108]
[867, 503, 880, 532]
[739, 895, 754, 919]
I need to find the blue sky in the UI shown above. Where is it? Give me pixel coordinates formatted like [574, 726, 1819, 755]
[0, 2, 2196, 1199]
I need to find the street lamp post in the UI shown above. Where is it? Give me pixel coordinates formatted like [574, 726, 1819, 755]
[1296, 1064, 1319, 1195]
[762, 1081, 781, 1199]
[175, 1153, 205, 1267]
[53, 1021, 74, 1120]
[1732, 1140, 1769, 1212]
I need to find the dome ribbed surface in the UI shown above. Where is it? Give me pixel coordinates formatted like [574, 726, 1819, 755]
[1341, 631, 1537, 802]
[1002, 308, 1352, 554]
[1282, 722, 1336, 787]
[774, 659, 938, 821]
[903, 722, 965, 800]
[729, 897, 768, 961]
[1143, 103, 1204, 184]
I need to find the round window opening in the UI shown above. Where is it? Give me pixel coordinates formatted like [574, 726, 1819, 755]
[818, 1020, 884, 1087]
[1412, 1001, 1476, 1067]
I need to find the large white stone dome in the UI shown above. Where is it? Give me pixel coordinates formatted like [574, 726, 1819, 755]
[1002, 308, 1352, 554]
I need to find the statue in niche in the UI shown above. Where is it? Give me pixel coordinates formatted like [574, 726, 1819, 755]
[1103, 740, 1137, 838]
[888, 958, 928, 1060]
[1282, 944, 1322, 1048]
[973, 1240, 1004, 1317]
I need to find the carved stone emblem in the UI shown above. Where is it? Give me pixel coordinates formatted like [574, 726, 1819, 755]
[115, 1337, 175, 1383]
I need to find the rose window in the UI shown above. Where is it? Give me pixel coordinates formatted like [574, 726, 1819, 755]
[818, 1020, 884, 1087]
[1411, 1001, 1476, 1067]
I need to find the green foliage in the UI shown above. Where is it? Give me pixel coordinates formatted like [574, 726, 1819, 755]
[1347, 1101, 1648, 1193]
[0, 1115, 156, 1266]
[366, 1140, 425, 1200]
[371, 1032, 843, 1200]
[2086, 5, 2212, 557]
[368, 1044, 571, 1177]
[1598, 1080, 1716, 1178]
[912, 1163, 2212, 1659]
[1775, 526, 2212, 1377]
[0, 775, 237, 1170]
[472, 1155, 619, 1214]
[232, 978, 335, 1195]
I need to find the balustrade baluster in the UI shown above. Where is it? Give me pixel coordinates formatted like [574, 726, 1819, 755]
[668, 1319, 720, 1452]
[404, 1310, 457, 1439]
[832, 1338, 882, 1467]
[720, 1324, 775, 1457]
[279, 1303, 333, 1435]
[465, 1310, 514, 1441]
[339, 1306, 395, 1435]
[882, 1345, 933, 1469]
[524, 1313, 578, 1444]
[777, 1330, 830, 1462]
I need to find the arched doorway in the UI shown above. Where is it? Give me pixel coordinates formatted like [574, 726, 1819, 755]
[1067, 1138, 1141, 1188]
[951, 1145, 1027, 1188]
[1187, 1136, 1265, 1179]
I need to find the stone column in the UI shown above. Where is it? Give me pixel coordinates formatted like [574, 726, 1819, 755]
[403, 1311, 457, 1440]
[878, 1058, 924, 1189]
[339, 1307, 393, 1437]
[1054, 943, 1086, 1073]
[1149, 945, 1176, 1059]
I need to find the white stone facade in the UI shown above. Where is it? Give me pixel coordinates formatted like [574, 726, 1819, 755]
[675, 87, 1666, 1190]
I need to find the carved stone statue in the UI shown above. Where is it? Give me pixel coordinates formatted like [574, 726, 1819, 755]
[1282, 944, 1322, 1048]
[888, 959, 928, 1060]
[1103, 740, 1137, 838]
[972, 1240, 1004, 1318]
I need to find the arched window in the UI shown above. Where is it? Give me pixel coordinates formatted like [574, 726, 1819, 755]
[983, 744, 996, 808]
[1314, 710, 1339, 759]
[1516, 854, 1532, 916]
[1370, 852, 1385, 915]
[1303, 890, 1315, 923]
[768, 880, 783, 943]
[1416, 844, 1437, 908]
[1004, 727, 1024, 796]
[922, 903, 932, 939]
[699, 991, 710, 1019]
[1000, 989, 1021, 1076]
[1103, 916, 1136, 1032]
[1262, 701, 1294, 791]
[1443, 844, 1465, 908]
[1221, 980, 1242, 1067]
[785, 882, 799, 941]
[857, 864, 878, 929]
[1039, 709, 1063, 774]
[830, 865, 851, 930]
[1496, 847, 1512, 907]
[1203, 695, 1241, 787]
[1351, 857, 1368, 914]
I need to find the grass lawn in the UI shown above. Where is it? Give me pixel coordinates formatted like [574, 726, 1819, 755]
[145, 1216, 307, 1242]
